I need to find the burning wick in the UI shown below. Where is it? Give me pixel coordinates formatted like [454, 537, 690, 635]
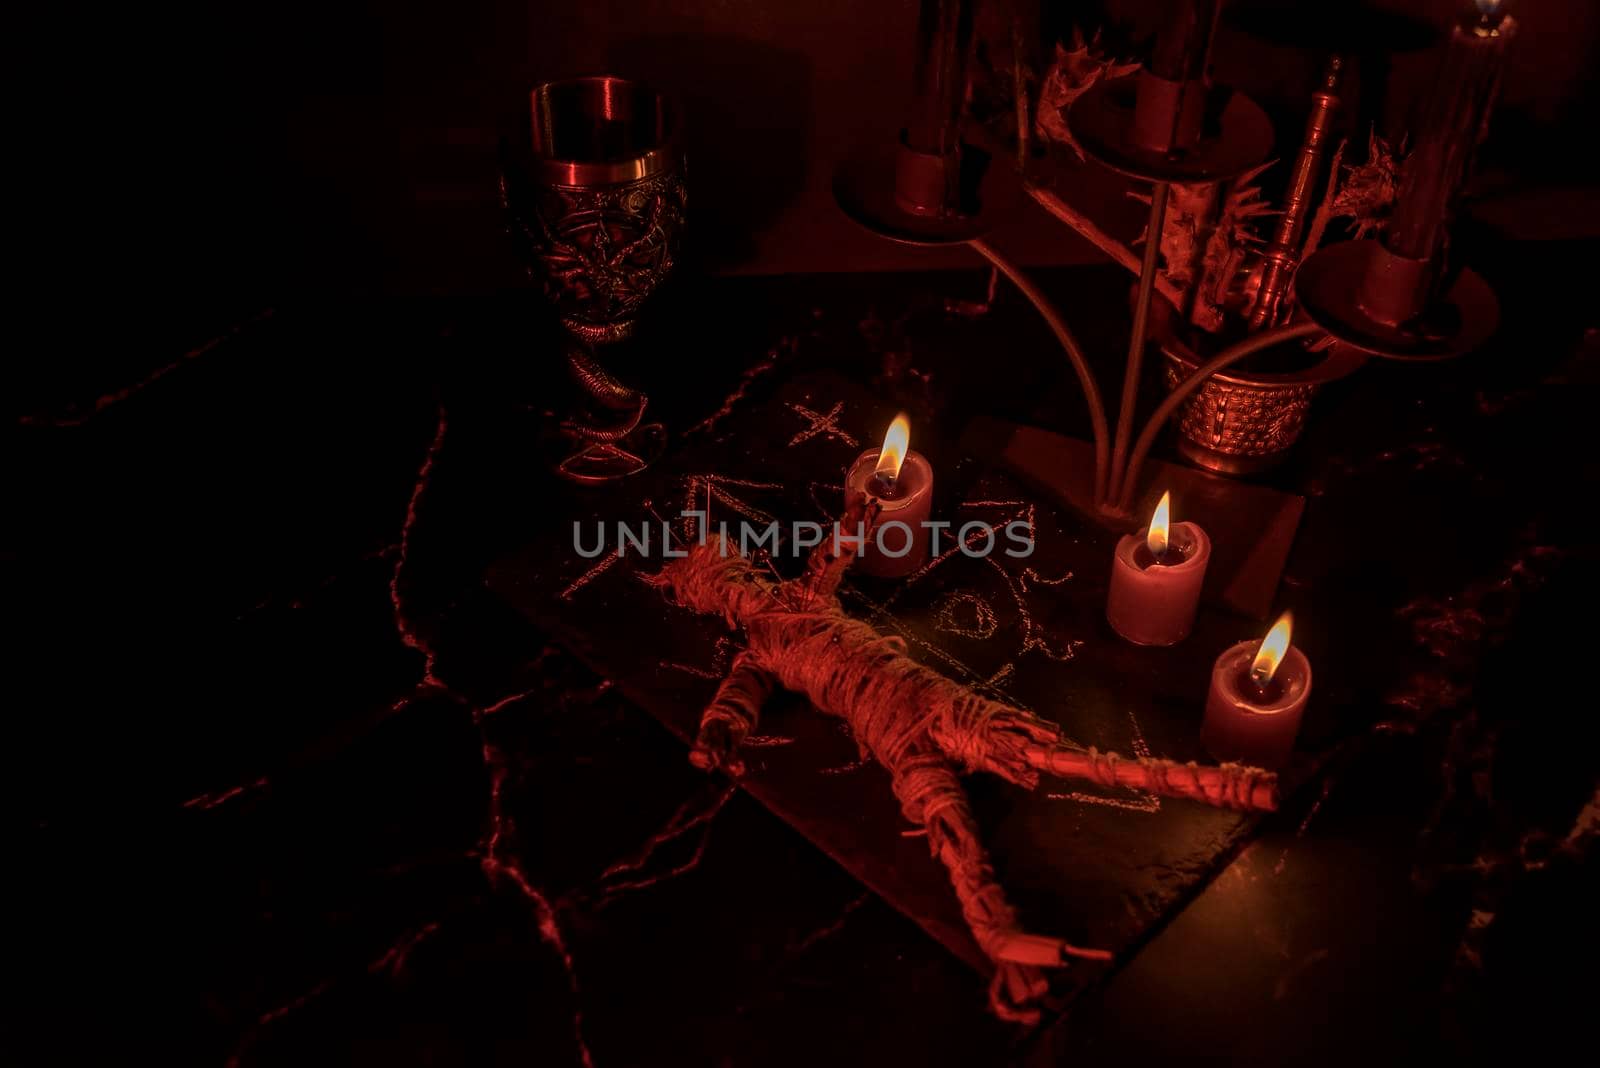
[1134, 491, 1185, 568]
[1473, 0, 1505, 29]
[1248, 612, 1294, 699]
[846, 413, 934, 577]
[1202, 609, 1312, 767]
[1146, 491, 1172, 562]
[870, 413, 911, 500]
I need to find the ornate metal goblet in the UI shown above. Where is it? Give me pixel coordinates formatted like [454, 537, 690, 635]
[501, 77, 685, 481]
[503, 77, 685, 345]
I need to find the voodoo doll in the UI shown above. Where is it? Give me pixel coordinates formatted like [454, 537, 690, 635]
[648, 499, 1277, 1022]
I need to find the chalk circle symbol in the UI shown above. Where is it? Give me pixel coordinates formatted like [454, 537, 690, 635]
[934, 591, 999, 641]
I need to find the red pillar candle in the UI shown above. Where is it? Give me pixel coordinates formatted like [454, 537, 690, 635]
[845, 414, 934, 579]
[1201, 613, 1312, 770]
[1106, 491, 1211, 646]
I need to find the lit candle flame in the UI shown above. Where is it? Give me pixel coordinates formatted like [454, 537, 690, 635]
[1473, 0, 1505, 26]
[1250, 612, 1294, 688]
[874, 413, 910, 483]
[1146, 491, 1172, 557]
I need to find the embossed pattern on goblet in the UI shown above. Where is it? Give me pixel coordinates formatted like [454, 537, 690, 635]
[502, 77, 686, 345]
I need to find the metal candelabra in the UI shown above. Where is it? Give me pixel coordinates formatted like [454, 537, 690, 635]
[833, 0, 1500, 524]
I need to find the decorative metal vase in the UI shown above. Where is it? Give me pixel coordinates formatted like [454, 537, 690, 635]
[1152, 301, 1367, 476]
[502, 77, 686, 345]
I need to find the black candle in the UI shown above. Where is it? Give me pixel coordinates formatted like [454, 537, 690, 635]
[1385, 3, 1516, 262]
[1148, 0, 1223, 83]
[1131, 0, 1223, 154]
[905, 0, 974, 157]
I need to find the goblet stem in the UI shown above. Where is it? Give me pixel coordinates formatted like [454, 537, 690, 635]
[565, 341, 646, 412]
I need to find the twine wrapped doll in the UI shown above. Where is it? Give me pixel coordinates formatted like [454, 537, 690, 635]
[648, 498, 1276, 1022]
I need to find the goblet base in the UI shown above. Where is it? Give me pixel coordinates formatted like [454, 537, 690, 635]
[555, 423, 666, 484]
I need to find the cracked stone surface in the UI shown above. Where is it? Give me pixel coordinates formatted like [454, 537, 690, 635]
[10, 263, 1598, 1065]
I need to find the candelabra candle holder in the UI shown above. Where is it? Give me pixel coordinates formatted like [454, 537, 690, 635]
[1296, 6, 1512, 360]
[1293, 237, 1500, 361]
[837, 0, 1505, 517]
[834, 0, 1018, 247]
[1014, 0, 1279, 518]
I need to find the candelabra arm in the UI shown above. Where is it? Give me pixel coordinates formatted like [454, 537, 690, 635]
[1109, 183, 1171, 505]
[1025, 183, 1189, 309]
[969, 237, 1112, 505]
[1116, 320, 1325, 511]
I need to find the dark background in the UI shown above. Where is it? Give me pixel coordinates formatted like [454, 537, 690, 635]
[9, 2, 1600, 1064]
[18, 1, 1598, 353]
